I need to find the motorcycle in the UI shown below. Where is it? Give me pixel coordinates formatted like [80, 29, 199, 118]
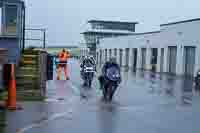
[81, 64, 95, 88]
[102, 66, 121, 102]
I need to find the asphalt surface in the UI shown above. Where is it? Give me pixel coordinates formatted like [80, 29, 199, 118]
[3, 59, 200, 133]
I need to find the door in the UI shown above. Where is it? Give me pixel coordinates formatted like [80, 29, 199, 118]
[105, 49, 107, 62]
[100, 50, 102, 65]
[133, 48, 137, 70]
[141, 48, 146, 69]
[114, 48, 117, 57]
[119, 49, 123, 67]
[184, 46, 196, 76]
[151, 48, 158, 71]
[109, 49, 112, 60]
[168, 46, 177, 74]
[160, 48, 164, 72]
[125, 48, 129, 67]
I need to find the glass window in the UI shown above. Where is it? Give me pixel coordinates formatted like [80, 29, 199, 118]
[5, 4, 18, 36]
[0, 7, 2, 35]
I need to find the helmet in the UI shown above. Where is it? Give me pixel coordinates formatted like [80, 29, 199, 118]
[110, 57, 117, 63]
[62, 48, 66, 52]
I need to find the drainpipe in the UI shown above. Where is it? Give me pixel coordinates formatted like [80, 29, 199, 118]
[22, 6, 25, 53]
[43, 29, 46, 49]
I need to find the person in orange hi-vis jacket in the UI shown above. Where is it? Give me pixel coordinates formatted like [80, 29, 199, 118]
[57, 48, 71, 80]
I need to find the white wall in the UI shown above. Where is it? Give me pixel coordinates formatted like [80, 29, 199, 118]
[100, 32, 162, 49]
[99, 20, 200, 49]
[161, 21, 200, 75]
[97, 19, 200, 76]
[161, 21, 200, 46]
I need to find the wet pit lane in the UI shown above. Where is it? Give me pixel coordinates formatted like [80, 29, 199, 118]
[4, 59, 200, 133]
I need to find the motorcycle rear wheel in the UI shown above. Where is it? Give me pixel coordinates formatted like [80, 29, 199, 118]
[89, 80, 92, 88]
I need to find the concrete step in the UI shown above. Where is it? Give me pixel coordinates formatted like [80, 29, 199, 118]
[18, 67, 38, 71]
[16, 77, 38, 82]
[22, 54, 38, 60]
[16, 74, 39, 80]
[22, 54, 38, 58]
[19, 61, 38, 67]
[20, 60, 38, 65]
[16, 78, 39, 88]
[16, 81, 38, 86]
[16, 67, 39, 76]
[16, 90, 43, 101]
[17, 86, 39, 91]
[23, 50, 40, 55]
[19, 63, 38, 68]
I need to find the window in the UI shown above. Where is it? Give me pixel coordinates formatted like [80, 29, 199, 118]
[5, 4, 18, 36]
[0, 7, 2, 35]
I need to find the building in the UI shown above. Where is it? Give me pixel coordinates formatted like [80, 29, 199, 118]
[81, 20, 138, 57]
[0, 0, 25, 64]
[93, 18, 200, 77]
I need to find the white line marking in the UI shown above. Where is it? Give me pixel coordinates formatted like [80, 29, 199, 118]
[16, 111, 73, 133]
[17, 82, 80, 133]
[70, 82, 81, 96]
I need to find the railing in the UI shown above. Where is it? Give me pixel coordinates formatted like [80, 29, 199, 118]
[24, 28, 46, 53]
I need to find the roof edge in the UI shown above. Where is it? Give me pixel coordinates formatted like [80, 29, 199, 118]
[87, 20, 139, 25]
[160, 18, 200, 26]
[131, 31, 161, 35]
[47, 46, 79, 48]
[80, 31, 134, 35]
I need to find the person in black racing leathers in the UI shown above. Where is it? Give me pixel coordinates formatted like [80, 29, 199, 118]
[80, 55, 96, 72]
[98, 57, 121, 91]
[194, 69, 200, 93]
[80, 56, 96, 84]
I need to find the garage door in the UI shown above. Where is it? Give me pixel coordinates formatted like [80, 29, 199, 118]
[114, 48, 117, 57]
[160, 48, 164, 72]
[141, 48, 146, 69]
[184, 46, 196, 76]
[151, 48, 158, 71]
[119, 49, 123, 67]
[100, 50, 102, 65]
[109, 49, 112, 60]
[133, 48, 137, 70]
[168, 46, 177, 74]
[125, 48, 129, 67]
[105, 49, 107, 62]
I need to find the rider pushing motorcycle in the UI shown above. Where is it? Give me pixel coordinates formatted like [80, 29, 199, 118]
[194, 69, 200, 93]
[98, 57, 121, 101]
[80, 56, 96, 87]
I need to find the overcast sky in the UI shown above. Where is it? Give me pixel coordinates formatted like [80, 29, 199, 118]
[24, 0, 200, 46]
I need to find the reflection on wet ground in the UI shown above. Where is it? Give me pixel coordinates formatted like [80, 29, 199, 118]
[97, 102, 118, 133]
[3, 60, 200, 133]
[121, 67, 195, 106]
[0, 110, 6, 133]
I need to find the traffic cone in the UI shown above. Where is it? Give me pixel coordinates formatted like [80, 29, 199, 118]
[7, 64, 17, 110]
